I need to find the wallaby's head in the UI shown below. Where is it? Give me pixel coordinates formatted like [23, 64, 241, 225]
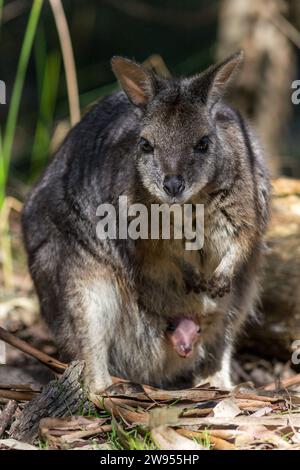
[111, 52, 243, 203]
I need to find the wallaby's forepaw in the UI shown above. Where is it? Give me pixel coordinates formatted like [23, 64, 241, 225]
[207, 272, 231, 298]
[184, 271, 207, 294]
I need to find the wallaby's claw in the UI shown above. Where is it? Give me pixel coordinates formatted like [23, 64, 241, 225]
[184, 272, 207, 294]
[207, 273, 231, 298]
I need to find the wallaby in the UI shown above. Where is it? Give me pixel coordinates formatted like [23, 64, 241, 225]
[22, 52, 270, 392]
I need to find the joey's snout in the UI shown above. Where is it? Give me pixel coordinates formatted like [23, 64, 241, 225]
[166, 317, 201, 358]
[163, 175, 185, 197]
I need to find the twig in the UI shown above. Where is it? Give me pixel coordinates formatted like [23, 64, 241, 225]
[49, 0, 80, 126]
[61, 424, 112, 443]
[0, 326, 128, 386]
[271, 13, 300, 50]
[0, 326, 67, 374]
[0, 389, 37, 401]
[176, 428, 235, 450]
[0, 383, 41, 391]
[264, 373, 300, 391]
[0, 400, 17, 438]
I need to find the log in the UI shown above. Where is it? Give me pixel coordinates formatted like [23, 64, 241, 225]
[10, 361, 89, 443]
[241, 178, 300, 361]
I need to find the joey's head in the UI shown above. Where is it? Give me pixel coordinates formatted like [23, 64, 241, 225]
[111, 52, 244, 203]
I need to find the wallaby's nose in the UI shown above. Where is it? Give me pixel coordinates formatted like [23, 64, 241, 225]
[163, 175, 185, 196]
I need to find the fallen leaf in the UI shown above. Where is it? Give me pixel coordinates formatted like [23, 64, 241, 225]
[251, 407, 273, 417]
[213, 398, 241, 418]
[0, 438, 38, 450]
[72, 443, 112, 450]
[235, 425, 292, 450]
[151, 426, 206, 450]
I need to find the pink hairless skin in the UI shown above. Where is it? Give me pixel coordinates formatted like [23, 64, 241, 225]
[166, 317, 201, 358]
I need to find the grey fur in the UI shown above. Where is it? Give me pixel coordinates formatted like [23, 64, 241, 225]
[22, 53, 270, 391]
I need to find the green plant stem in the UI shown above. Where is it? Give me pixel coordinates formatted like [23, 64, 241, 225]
[0, 0, 3, 26]
[0, 0, 43, 289]
[0, 0, 4, 202]
[2, 0, 43, 203]
[0, 132, 5, 206]
[49, 0, 80, 126]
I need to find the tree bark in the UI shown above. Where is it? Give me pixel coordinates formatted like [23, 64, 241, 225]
[10, 361, 88, 443]
[0, 400, 17, 438]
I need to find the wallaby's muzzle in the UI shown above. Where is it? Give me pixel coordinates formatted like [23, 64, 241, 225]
[163, 175, 185, 197]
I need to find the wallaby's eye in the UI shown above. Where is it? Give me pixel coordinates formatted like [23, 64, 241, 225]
[139, 137, 153, 153]
[194, 136, 211, 154]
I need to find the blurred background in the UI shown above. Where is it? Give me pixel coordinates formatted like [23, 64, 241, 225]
[1, 0, 300, 189]
[1, 0, 300, 385]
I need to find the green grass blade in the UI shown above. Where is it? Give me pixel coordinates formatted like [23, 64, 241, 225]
[0, 131, 5, 205]
[0, 0, 5, 201]
[2, 0, 43, 204]
[0, 0, 3, 26]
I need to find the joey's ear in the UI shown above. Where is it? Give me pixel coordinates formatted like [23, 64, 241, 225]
[189, 51, 244, 108]
[111, 56, 161, 107]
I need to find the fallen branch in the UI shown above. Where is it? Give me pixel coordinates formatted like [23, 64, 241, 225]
[0, 326, 67, 374]
[0, 388, 37, 401]
[0, 327, 126, 385]
[264, 373, 300, 391]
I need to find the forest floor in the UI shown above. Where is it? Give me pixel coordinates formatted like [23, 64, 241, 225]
[1, 203, 300, 450]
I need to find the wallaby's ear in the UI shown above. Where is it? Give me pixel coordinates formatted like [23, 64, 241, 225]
[189, 51, 244, 108]
[111, 56, 159, 107]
